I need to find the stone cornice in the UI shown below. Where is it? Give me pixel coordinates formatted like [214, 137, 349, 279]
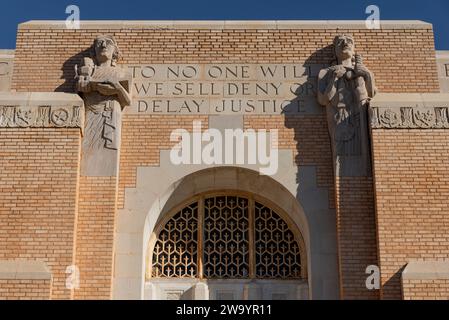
[18, 20, 432, 30]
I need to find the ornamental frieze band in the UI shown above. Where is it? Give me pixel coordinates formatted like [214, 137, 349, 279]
[369, 106, 449, 129]
[0, 105, 83, 128]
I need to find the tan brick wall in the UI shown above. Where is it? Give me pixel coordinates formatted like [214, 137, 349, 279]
[335, 176, 379, 299]
[119, 115, 209, 208]
[402, 279, 449, 300]
[0, 279, 52, 300]
[76, 115, 207, 298]
[0, 128, 81, 299]
[12, 28, 438, 94]
[372, 130, 449, 299]
[243, 114, 335, 208]
[7, 24, 441, 300]
[245, 115, 378, 299]
[74, 176, 117, 300]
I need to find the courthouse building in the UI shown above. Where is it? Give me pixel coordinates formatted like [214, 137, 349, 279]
[0, 20, 449, 300]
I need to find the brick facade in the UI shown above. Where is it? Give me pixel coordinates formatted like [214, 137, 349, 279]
[74, 176, 117, 299]
[0, 279, 52, 300]
[0, 128, 81, 299]
[0, 21, 446, 300]
[244, 114, 334, 205]
[335, 176, 379, 299]
[119, 115, 209, 208]
[11, 27, 438, 93]
[402, 279, 449, 300]
[371, 129, 449, 299]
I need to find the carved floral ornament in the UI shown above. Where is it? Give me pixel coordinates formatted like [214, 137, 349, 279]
[0, 105, 83, 129]
[369, 106, 449, 129]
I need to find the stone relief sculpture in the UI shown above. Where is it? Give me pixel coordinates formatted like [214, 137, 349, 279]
[0, 105, 82, 128]
[76, 35, 132, 176]
[317, 35, 377, 176]
[370, 106, 449, 129]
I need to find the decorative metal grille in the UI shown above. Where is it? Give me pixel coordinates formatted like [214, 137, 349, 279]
[151, 194, 304, 280]
[203, 196, 250, 278]
[152, 202, 198, 278]
[255, 202, 302, 279]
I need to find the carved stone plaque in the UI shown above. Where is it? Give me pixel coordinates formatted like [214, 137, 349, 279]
[126, 64, 325, 115]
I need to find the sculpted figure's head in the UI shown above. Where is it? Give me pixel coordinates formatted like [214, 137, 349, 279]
[333, 35, 355, 62]
[92, 35, 120, 66]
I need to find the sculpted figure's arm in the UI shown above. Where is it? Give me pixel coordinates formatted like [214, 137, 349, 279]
[77, 77, 92, 93]
[110, 80, 132, 108]
[354, 62, 377, 98]
[94, 80, 131, 108]
[317, 65, 345, 106]
[75, 58, 95, 93]
[80, 77, 131, 109]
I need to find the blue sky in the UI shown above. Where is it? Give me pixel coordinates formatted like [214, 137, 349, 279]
[0, 0, 448, 49]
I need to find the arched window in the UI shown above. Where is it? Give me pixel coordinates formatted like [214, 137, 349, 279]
[148, 193, 306, 280]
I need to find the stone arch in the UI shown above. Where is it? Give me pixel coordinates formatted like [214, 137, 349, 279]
[141, 167, 311, 298]
[114, 149, 337, 300]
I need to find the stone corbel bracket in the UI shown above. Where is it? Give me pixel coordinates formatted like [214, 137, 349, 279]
[0, 92, 84, 134]
[369, 93, 449, 129]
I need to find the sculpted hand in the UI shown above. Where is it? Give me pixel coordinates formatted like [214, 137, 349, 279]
[77, 77, 91, 93]
[104, 81, 122, 90]
[94, 82, 118, 96]
[331, 65, 346, 79]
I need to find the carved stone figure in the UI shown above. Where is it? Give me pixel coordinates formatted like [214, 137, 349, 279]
[76, 35, 132, 176]
[317, 35, 377, 176]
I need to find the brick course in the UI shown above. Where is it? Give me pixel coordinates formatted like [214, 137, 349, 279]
[0, 279, 52, 300]
[119, 115, 209, 208]
[0, 128, 81, 299]
[243, 114, 335, 208]
[402, 279, 449, 300]
[74, 176, 117, 300]
[12, 28, 439, 94]
[3, 23, 442, 300]
[372, 129, 449, 299]
[335, 176, 379, 299]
